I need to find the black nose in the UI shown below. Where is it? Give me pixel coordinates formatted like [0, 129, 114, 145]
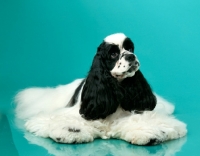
[124, 54, 135, 62]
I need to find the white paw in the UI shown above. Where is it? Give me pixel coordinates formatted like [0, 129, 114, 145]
[123, 127, 164, 145]
[110, 112, 187, 145]
[49, 124, 94, 143]
[25, 115, 95, 143]
[47, 115, 95, 143]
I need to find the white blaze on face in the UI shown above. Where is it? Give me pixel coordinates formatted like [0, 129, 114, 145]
[111, 50, 140, 81]
[112, 54, 131, 74]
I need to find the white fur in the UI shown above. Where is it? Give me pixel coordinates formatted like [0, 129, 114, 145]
[104, 33, 127, 50]
[15, 79, 187, 145]
[111, 50, 140, 80]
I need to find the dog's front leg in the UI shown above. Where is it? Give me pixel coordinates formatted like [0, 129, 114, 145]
[25, 109, 98, 144]
[108, 111, 187, 145]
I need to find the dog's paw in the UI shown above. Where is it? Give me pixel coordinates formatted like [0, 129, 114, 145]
[25, 113, 96, 144]
[124, 128, 164, 145]
[127, 121, 186, 145]
[111, 112, 187, 145]
[125, 124, 186, 145]
[49, 125, 94, 143]
[47, 115, 95, 143]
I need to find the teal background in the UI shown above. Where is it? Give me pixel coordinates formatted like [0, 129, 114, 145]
[1, 0, 200, 155]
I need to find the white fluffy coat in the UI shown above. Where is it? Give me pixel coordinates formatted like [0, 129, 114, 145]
[15, 79, 187, 145]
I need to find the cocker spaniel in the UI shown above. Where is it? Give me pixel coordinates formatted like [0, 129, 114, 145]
[15, 33, 187, 145]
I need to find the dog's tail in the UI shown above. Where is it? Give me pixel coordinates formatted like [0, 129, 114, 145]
[14, 79, 83, 120]
[154, 94, 175, 115]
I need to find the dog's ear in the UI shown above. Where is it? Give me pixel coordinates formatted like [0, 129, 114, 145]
[79, 42, 122, 120]
[120, 70, 156, 112]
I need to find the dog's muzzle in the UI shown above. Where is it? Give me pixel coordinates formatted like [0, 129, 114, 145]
[111, 51, 140, 81]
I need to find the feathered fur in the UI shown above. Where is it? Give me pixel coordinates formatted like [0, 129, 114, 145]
[120, 70, 156, 112]
[80, 43, 123, 120]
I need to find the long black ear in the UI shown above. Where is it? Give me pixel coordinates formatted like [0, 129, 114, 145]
[120, 70, 156, 112]
[79, 42, 122, 120]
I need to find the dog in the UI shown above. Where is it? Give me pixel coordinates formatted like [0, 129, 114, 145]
[15, 33, 187, 145]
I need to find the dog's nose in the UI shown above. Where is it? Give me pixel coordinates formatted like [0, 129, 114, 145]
[125, 54, 136, 62]
[134, 60, 140, 66]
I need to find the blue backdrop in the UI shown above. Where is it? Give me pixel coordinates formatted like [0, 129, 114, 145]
[1, 0, 200, 155]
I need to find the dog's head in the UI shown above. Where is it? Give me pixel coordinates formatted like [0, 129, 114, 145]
[80, 33, 156, 120]
[102, 33, 140, 81]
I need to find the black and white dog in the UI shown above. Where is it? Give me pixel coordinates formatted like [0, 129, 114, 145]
[15, 33, 187, 145]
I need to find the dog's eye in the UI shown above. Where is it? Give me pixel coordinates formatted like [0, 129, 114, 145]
[111, 52, 119, 59]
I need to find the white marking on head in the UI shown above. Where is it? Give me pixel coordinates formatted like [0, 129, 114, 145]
[104, 33, 127, 51]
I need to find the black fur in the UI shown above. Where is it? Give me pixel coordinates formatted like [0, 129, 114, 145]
[122, 37, 134, 52]
[120, 70, 156, 112]
[68, 79, 85, 107]
[79, 42, 123, 120]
